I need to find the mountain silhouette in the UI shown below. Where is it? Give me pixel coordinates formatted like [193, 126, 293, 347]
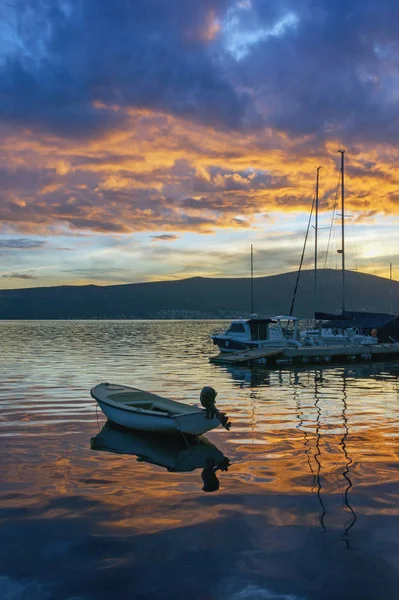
[0, 269, 397, 319]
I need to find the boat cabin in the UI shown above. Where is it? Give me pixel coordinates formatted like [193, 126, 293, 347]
[223, 318, 271, 340]
[217, 316, 300, 344]
[270, 315, 301, 342]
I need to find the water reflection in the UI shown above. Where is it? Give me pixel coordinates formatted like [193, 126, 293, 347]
[313, 372, 327, 533]
[220, 361, 399, 390]
[216, 362, 364, 543]
[294, 370, 358, 543]
[222, 365, 272, 388]
[295, 373, 327, 533]
[275, 367, 360, 542]
[340, 377, 357, 549]
[91, 422, 231, 493]
[1, 321, 398, 600]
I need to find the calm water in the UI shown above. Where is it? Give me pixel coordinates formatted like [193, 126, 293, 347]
[0, 320, 398, 600]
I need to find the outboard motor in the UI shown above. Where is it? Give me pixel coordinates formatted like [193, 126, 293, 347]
[200, 386, 218, 417]
[200, 386, 231, 430]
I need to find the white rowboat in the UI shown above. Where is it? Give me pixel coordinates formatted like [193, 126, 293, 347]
[90, 382, 222, 435]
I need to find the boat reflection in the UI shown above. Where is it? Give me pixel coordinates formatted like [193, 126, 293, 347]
[91, 422, 230, 493]
[219, 361, 399, 389]
[218, 365, 272, 388]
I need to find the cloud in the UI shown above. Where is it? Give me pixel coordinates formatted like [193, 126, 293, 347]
[227, 0, 399, 143]
[0, 238, 46, 249]
[0, 576, 49, 600]
[2, 0, 399, 146]
[151, 234, 179, 242]
[2, 119, 399, 237]
[193, 167, 291, 193]
[137, 236, 311, 280]
[2, 0, 399, 250]
[2, 272, 38, 279]
[0, 0, 252, 137]
[227, 584, 305, 600]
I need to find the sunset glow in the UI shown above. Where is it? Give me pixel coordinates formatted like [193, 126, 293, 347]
[1, 1, 399, 288]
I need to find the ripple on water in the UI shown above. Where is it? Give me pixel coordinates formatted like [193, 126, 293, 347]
[0, 320, 398, 600]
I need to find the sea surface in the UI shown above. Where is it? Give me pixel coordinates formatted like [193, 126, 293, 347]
[0, 320, 398, 600]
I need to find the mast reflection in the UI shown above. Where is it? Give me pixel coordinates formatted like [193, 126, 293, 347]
[91, 422, 230, 493]
[294, 368, 358, 542]
[313, 371, 327, 533]
[340, 373, 357, 549]
[294, 370, 326, 533]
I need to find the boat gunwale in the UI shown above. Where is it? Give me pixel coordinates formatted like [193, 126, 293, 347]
[90, 388, 206, 420]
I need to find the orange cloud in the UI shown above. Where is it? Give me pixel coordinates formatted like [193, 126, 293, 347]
[2, 108, 399, 238]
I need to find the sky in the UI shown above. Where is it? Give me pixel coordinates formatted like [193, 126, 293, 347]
[1, 0, 399, 289]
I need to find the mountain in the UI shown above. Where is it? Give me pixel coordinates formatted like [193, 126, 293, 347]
[0, 269, 397, 319]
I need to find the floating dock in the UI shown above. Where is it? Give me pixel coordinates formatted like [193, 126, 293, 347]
[209, 342, 399, 367]
[210, 347, 284, 365]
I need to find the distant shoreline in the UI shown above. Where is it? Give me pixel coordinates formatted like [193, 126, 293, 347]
[0, 269, 396, 319]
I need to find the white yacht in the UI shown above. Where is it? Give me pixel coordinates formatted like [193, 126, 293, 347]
[211, 315, 303, 353]
[300, 325, 378, 346]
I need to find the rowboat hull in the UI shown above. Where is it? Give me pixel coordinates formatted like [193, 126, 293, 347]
[96, 399, 220, 435]
[96, 398, 177, 433]
[91, 383, 221, 435]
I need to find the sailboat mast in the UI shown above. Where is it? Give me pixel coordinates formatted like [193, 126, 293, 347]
[314, 166, 321, 314]
[339, 150, 346, 312]
[250, 244, 254, 314]
[390, 262, 393, 314]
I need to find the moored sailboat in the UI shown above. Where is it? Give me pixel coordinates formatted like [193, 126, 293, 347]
[301, 151, 397, 345]
[210, 151, 399, 367]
